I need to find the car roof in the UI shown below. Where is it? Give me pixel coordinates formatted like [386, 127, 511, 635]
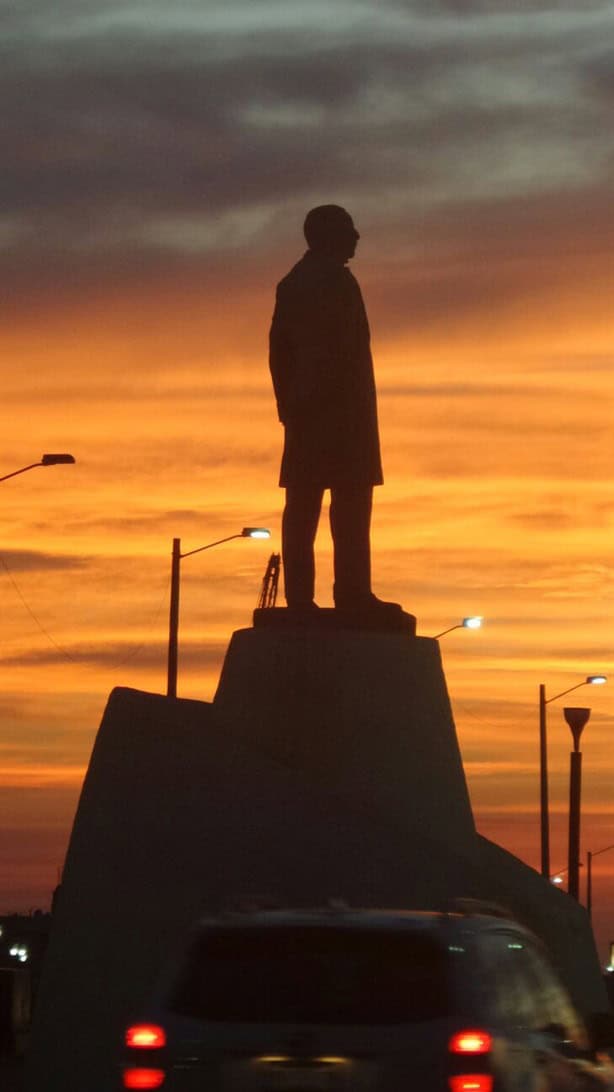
[190, 906, 532, 940]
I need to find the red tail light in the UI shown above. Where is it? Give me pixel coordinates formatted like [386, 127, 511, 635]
[449, 1078, 493, 1092]
[449, 1029, 492, 1055]
[125, 1024, 167, 1049]
[122, 1068, 166, 1089]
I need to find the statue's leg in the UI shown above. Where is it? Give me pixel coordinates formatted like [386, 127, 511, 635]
[282, 485, 324, 607]
[330, 484, 373, 607]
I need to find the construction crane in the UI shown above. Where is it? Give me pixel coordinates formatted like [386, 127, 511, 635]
[257, 553, 281, 609]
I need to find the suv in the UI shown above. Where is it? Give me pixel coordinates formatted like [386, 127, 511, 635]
[120, 907, 614, 1091]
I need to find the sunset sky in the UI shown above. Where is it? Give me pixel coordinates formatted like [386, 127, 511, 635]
[3, 1, 613, 957]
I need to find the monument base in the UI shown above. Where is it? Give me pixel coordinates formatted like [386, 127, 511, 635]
[27, 625, 608, 1092]
[253, 605, 416, 634]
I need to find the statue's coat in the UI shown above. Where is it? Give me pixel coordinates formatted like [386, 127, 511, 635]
[270, 250, 383, 488]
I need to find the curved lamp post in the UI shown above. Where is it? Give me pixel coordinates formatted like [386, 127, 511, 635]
[434, 616, 483, 639]
[167, 527, 270, 698]
[539, 674, 607, 879]
[0, 453, 76, 483]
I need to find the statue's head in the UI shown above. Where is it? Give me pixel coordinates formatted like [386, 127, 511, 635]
[303, 205, 360, 262]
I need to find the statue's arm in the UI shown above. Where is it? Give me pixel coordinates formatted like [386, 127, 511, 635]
[269, 287, 293, 425]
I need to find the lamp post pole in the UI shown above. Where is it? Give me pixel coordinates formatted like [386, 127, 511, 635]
[538, 676, 606, 879]
[539, 683, 550, 879]
[166, 527, 270, 699]
[586, 844, 614, 921]
[167, 538, 182, 699]
[564, 707, 591, 901]
[567, 744, 583, 900]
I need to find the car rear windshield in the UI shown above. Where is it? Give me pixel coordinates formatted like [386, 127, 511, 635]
[168, 924, 450, 1024]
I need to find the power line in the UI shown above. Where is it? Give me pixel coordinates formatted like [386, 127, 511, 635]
[0, 552, 169, 672]
[0, 554, 77, 663]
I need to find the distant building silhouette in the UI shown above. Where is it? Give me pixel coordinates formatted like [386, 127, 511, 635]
[0, 911, 51, 1059]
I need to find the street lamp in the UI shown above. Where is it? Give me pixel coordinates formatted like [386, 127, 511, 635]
[587, 844, 614, 920]
[167, 527, 271, 698]
[0, 453, 76, 483]
[539, 675, 607, 879]
[433, 616, 483, 639]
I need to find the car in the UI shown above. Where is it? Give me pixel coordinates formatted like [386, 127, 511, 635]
[119, 906, 614, 1091]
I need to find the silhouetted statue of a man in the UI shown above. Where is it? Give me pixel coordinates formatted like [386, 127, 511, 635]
[270, 205, 399, 614]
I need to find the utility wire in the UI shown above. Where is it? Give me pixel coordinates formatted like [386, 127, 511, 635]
[0, 553, 77, 663]
[106, 578, 169, 671]
[0, 552, 169, 672]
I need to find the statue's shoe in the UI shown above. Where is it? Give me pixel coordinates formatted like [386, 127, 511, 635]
[286, 601, 321, 614]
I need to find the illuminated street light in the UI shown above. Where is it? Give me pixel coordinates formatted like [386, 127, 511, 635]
[433, 616, 483, 639]
[539, 674, 607, 879]
[167, 527, 271, 698]
[243, 528, 270, 540]
[463, 616, 483, 629]
[0, 453, 76, 483]
[9, 944, 28, 963]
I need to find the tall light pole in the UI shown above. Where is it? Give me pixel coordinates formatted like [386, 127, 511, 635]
[563, 706, 591, 900]
[166, 527, 270, 698]
[587, 844, 614, 921]
[539, 675, 606, 879]
[433, 616, 483, 639]
[0, 453, 75, 483]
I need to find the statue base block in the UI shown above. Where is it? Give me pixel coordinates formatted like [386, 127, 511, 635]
[27, 624, 608, 1092]
[253, 605, 416, 635]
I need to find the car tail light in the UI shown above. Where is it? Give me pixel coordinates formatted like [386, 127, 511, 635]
[125, 1024, 167, 1049]
[122, 1069, 166, 1089]
[449, 1029, 493, 1055]
[448, 1030, 493, 1092]
[449, 1078, 493, 1092]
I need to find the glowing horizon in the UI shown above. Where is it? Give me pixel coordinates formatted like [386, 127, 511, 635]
[3, 0, 613, 959]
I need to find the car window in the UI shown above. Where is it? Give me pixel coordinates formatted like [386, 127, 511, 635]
[474, 930, 590, 1050]
[521, 941, 589, 1050]
[168, 925, 451, 1024]
[474, 933, 540, 1028]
